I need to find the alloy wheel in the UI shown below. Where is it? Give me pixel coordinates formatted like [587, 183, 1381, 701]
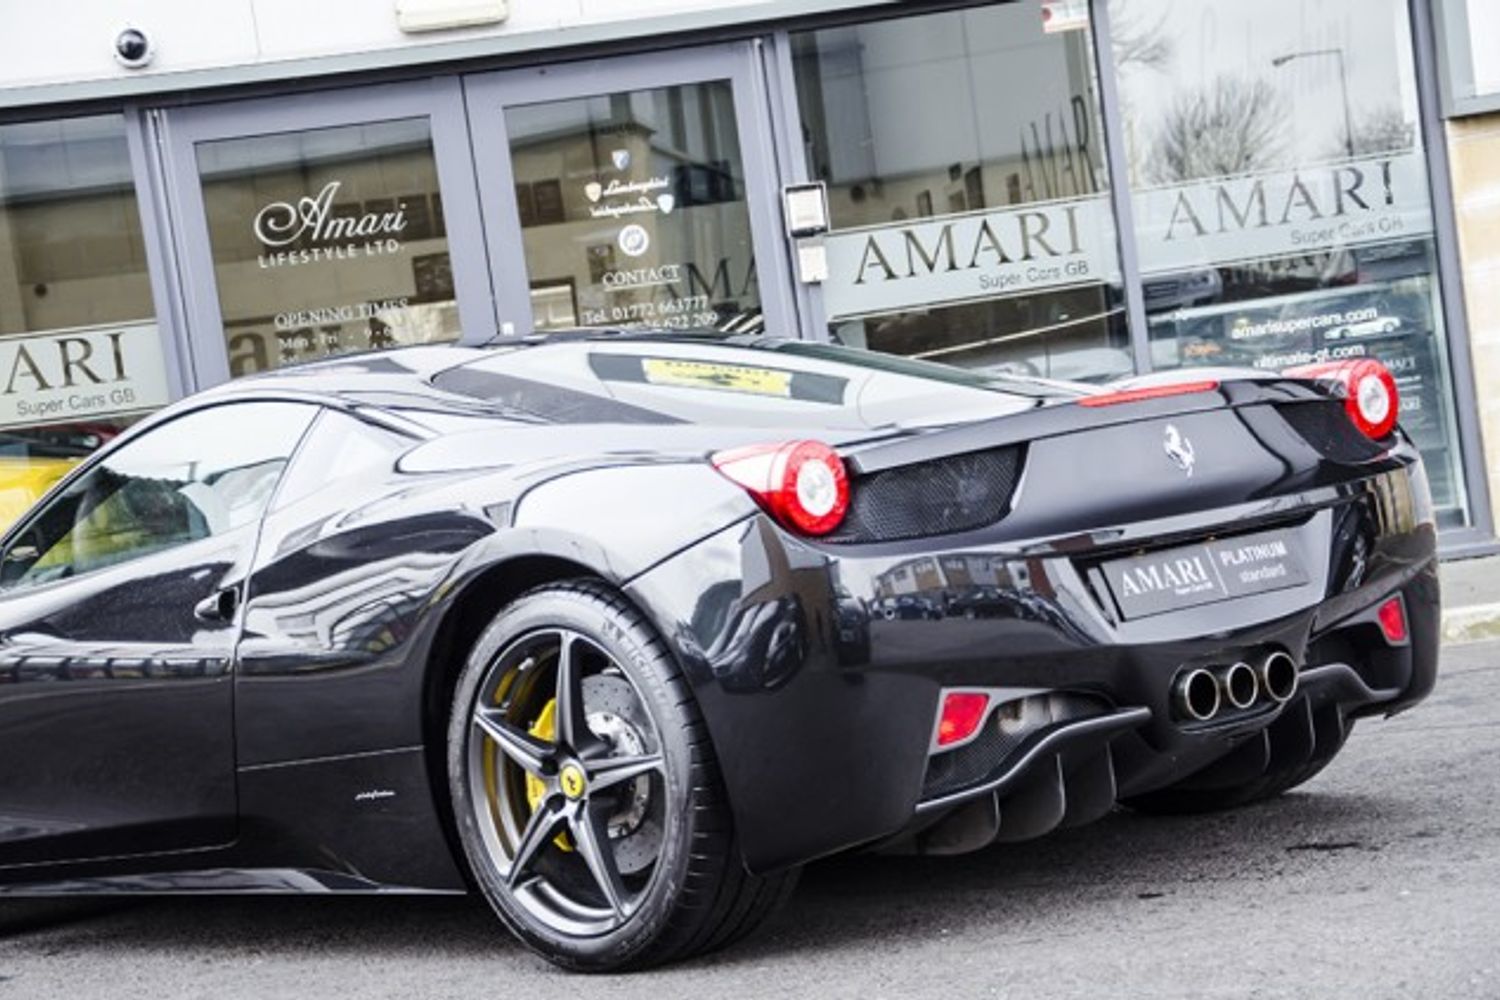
[466, 628, 668, 937]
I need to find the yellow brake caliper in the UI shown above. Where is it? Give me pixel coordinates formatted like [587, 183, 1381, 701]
[524, 699, 572, 851]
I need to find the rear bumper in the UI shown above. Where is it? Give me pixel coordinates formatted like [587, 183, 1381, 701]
[626, 456, 1439, 873]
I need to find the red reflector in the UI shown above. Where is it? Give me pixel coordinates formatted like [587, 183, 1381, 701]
[936, 692, 991, 748]
[1078, 380, 1221, 408]
[1378, 597, 1409, 643]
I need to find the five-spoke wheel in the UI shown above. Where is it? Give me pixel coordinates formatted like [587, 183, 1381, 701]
[447, 582, 797, 971]
[468, 627, 666, 934]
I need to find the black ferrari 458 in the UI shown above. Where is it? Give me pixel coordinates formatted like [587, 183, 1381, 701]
[0, 333, 1437, 970]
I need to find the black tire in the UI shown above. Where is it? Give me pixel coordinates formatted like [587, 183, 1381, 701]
[1123, 726, 1351, 816]
[446, 580, 797, 972]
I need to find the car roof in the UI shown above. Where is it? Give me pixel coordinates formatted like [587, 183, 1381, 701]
[186, 331, 1080, 439]
[199, 344, 490, 401]
[197, 332, 762, 403]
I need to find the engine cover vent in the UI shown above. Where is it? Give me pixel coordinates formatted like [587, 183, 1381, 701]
[826, 446, 1024, 544]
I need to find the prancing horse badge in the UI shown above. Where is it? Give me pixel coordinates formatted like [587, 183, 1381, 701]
[1163, 423, 1196, 477]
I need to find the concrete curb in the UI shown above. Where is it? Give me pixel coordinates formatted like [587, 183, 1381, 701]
[1442, 604, 1500, 645]
[1438, 558, 1500, 645]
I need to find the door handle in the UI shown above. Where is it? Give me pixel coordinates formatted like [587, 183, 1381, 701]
[194, 586, 240, 624]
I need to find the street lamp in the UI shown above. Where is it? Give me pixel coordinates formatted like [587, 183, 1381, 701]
[1272, 48, 1355, 159]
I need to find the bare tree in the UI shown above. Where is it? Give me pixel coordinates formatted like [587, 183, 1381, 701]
[1108, 0, 1173, 73]
[1336, 106, 1417, 158]
[1148, 76, 1291, 184]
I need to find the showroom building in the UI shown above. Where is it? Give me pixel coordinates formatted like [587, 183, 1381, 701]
[0, 0, 1496, 552]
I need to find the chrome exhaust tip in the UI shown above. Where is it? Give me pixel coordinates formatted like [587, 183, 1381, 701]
[1219, 661, 1260, 711]
[1173, 668, 1222, 722]
[1259, 651, 1299, 704]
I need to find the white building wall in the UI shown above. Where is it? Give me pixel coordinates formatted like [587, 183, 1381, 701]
[0, 0, 792, 98]
[1470, 0, 1500, 97]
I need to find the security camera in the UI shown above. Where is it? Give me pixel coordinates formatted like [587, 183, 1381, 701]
[113, 27, 155, 69]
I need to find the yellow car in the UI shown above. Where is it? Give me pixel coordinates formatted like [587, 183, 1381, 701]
[0, 425, 120, 532]
[0, 455, 79, 530]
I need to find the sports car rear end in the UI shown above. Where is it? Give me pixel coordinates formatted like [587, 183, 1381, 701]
[620, 357, 1436, 872]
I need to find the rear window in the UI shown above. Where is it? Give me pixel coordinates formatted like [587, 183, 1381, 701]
[585, 353, 848, 405]
[430, 368, 680, 425]
[431, 338, 1060, 430]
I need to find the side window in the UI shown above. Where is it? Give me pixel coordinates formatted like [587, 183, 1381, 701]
[270, 409, 411, 513]
[0, 402, 315, 591]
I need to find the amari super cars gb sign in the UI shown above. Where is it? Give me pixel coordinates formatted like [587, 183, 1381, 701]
[0, 322, 171, 429]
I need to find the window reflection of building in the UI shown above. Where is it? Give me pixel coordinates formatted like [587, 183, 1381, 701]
[198, 119, 460, 376]
[793, 6, 1129, 382]
[863, 550, 1085, 636]
[247, 553, 455, 663]
[1112, 0, 1470, 528]
[0, 116, 163, 530]
[873, 554, 1013, 600]
[507, 83, 761, 334]
[0, 119, 155, 336]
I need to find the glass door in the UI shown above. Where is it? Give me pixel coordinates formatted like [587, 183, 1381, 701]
[157, 79, 495, 386]
[465, 43, 797, 339]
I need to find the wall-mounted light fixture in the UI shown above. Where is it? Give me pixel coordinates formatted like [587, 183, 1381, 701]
[395, 0, 508, 33]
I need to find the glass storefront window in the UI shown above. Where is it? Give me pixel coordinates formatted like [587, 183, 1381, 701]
[1112, 0, 1471, 526]
[196, 119, 460, 376]
[792, 5, 1129, 381]
[0, 115, 170, 529]
[505, 82, 760, 333]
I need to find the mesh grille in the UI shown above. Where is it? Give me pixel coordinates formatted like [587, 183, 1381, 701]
[1279, 401, 1386, 464]
[826, 446, 1023, 544]
[921, 693, 1107, 800]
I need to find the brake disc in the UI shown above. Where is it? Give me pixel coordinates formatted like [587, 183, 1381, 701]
[582, 673, 663, 875]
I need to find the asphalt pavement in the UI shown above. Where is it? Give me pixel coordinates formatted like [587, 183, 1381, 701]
[3, 641, 1498, 1000]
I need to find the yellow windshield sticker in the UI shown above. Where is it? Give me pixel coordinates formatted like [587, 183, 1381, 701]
[640, 358, 793, 398]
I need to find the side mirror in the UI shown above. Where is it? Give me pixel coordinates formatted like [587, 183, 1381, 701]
[0, 533, 41, 586]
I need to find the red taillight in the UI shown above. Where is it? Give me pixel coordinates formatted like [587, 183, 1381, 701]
[711, 440, 850, 536]
[936, 691, 991, 748]
[1378, 596, 1409, 644]
[1078, 380, 1221, 408]
[1285, 359, 1399, 440]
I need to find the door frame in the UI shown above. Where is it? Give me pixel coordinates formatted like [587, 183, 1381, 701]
[462, 41, 799, 339]
[154, 77, 496, 389]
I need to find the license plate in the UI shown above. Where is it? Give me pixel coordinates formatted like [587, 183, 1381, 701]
[1102, 528, 1309, 620]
